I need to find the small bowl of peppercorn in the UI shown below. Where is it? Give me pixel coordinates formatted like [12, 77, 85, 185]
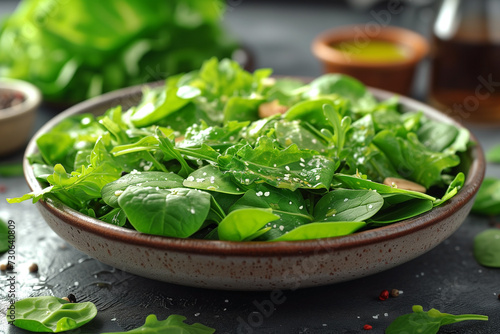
[0, 78, 41, 156]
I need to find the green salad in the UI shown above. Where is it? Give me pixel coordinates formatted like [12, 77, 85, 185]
[8, 58, 471, 241]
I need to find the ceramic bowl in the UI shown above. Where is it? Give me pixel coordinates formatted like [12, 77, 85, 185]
[0, 79, 41, 156]
[24, 83, 484, 291]
[312, 25, 429, 96]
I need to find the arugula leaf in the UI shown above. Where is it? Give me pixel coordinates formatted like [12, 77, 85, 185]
[373, 131, 460, 189]
[9, 296, 97, 333]
[118, 187, 211, 238]
[386, 305, 488, 334]
[332, 174, 436, 201]
[102, 314, 215, 334]
[474, 229, 500, 267]
[221, 136, 337, 191]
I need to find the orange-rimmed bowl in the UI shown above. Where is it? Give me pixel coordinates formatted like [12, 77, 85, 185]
[312, 25, 429, 96]
[24, 82, 484, 290]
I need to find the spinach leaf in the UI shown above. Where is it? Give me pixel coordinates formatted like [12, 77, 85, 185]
[486, 144, 500, 163]
[301, 74, 377, 113]
[218, 208, 279, 241]
[130, 78, 190, 127]
[386, 305, 488, 334]
[272, 222, 366, 241]
[474, 229, 500, 268]
[0, 163, 24, 177]
[102, 314, 215, 334]
[9, 296, 97, 333]
[118, 187, 211, 238]
[314, 189, 384, 222]
[0, 219, 10, 253]
[229, 184, 312, 240]
[99, 208, 127, 227]
[433, 172, 465, 207]
[471, 178, 500, 216]
[184, 165, 245, 195]
[368, 198, 433, 225]
[102, 171, 184, 208]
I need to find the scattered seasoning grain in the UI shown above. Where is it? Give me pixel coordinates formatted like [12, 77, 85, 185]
[29, 263, 39, 273]
[390, 289, 400, 298]
[378, 290, 389, 301]
[67, 294, 77, 303]
[363, 324, 373, 330]
[0, 263, 6, 271]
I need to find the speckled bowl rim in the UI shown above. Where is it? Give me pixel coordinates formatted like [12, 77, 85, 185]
[0, 78, 41, 120]
[24, 82, 485, 257]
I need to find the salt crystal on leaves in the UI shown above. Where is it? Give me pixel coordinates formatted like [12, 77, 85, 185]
[264, 191, 270, 197]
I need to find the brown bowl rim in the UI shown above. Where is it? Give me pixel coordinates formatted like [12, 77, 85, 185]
[311, 25, 430, 69]
[0, 78, 41, 120]
[24, 82, 485, 257]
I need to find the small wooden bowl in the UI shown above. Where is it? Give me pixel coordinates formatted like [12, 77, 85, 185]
[0, 79, 41, 156]
[312, 25, 429, 96]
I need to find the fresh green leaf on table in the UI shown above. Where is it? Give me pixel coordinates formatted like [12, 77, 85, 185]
[471, 178, 500, 216]
[102, 314, 215, 334]
[386, 305, 488, 334]
[9, 296, 97, 333]
[474, 229, 500, 267]
[486, 144, 500, 163]
[0, 163, 24, 177]
[0, 219, 10, 253]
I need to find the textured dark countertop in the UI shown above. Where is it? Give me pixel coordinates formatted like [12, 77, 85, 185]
[1, 1, 499, 333]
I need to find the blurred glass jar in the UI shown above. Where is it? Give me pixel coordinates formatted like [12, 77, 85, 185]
[430, 0, 500, 124]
